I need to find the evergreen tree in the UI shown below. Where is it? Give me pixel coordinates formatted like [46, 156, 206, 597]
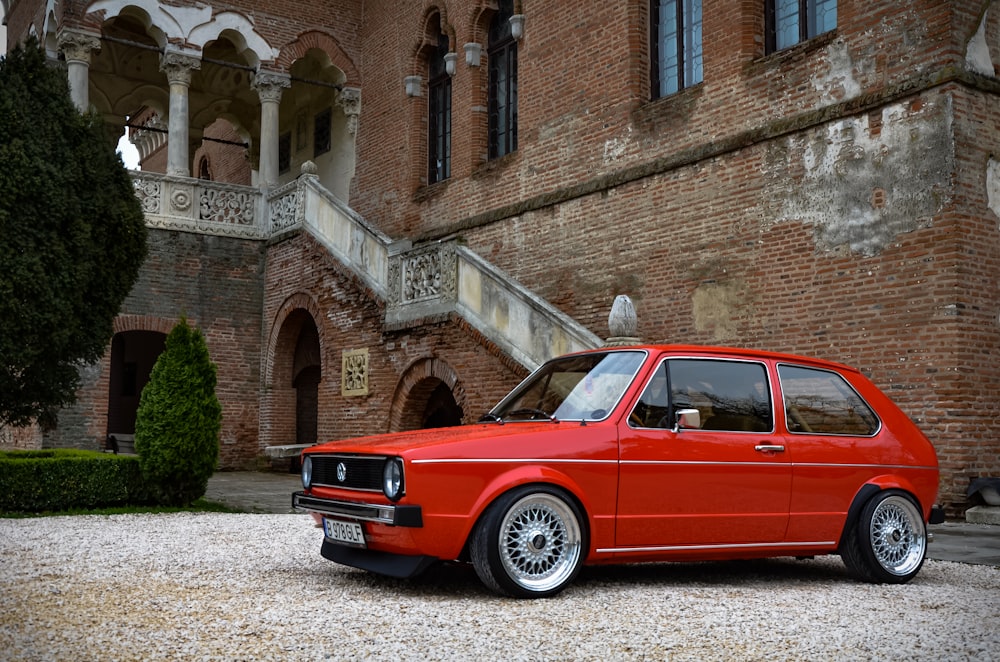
[0, 37, 148, 427]
[134, 318, 221, 507]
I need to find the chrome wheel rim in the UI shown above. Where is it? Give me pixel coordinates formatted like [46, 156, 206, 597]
[869, 495, 926, 576]
[498, 493, 582, 593]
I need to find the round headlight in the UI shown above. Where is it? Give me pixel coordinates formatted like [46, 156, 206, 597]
[382, 457, 404, 501]
[301, 455, 312, 489]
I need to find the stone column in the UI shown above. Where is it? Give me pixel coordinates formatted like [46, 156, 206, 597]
[252, 71, 291, 188]
[57, 30, 101, 112]
[159, 48, 202, 177]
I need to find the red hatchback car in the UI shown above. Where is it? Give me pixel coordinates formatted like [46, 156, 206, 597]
[294, 345, 943, 598]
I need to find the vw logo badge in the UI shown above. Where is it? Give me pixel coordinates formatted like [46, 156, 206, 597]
[336, 462, 347, 483]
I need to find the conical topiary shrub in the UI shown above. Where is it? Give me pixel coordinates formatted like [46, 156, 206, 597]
[134, 317, 221, 506]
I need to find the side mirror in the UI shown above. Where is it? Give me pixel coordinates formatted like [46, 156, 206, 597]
[673, 408, 701, 432]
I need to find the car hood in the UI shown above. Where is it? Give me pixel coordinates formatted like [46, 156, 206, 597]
[304, 421, 605, 459]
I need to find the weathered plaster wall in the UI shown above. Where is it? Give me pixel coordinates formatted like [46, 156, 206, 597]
[767, 96, 953, 257]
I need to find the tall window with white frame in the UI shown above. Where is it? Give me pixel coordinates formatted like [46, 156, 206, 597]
[488, 0, 518, 159]
[651, 0, 703, 98]
[428, 31, 452, 184]
[766, 0, 837, 53]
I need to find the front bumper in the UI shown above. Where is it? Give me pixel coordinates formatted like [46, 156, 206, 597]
[292, 491, 423, 527]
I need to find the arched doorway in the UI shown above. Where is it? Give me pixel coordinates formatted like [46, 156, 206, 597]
[422, 381, 463, 428]
[106, 330, 166, 449]
[389, 358, 466, 432]
[291, 318, 321, 446]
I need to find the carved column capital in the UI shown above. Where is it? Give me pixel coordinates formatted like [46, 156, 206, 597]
[159, 48, 202, 86]
[337, 87, 361, 135]
[57, 29, 101, 64]
[253, 71, 291, 103]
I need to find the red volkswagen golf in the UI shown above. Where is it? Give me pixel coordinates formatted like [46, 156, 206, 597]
[293, 345, 943, 598]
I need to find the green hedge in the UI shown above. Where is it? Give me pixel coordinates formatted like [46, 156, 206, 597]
[0, 449, 151, 513]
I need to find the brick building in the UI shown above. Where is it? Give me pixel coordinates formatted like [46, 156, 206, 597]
[2, 0, 998, 513]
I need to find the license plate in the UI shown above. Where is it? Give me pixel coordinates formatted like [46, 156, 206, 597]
[323, 518, 366, 548]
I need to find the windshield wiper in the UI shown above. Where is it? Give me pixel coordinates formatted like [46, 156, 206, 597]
[503, 408, 559, 422]
[478, 412, 504, 424]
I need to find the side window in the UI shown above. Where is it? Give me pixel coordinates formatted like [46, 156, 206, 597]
[651, 0, 703, 98]
[765, 0, 837, 53]
[630, 361, 670, 428]
[778, 364, 879, 435]
[668, 359, 772, 432]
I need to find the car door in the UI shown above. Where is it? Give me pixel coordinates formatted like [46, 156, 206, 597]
[616, 357, 792, 548]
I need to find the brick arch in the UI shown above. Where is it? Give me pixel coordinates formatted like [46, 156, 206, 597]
[112, 314, 177, 335]
[276, 30, 360, 85]
[409, 3, 455, 68]
[387, 357, 467, 432]
[264, 291, 325, 386]
[463, 0, 494, 43]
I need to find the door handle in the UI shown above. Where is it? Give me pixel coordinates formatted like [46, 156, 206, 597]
[754, 444, 785, 453]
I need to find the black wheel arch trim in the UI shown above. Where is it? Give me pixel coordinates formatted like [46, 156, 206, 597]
[838, 484, 883, 551]
[839, 484, 936, 550]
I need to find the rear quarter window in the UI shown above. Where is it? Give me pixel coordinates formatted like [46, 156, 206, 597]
[778, 364, 879, 436]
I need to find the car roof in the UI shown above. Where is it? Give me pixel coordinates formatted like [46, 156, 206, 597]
[570, 344, 863, 375]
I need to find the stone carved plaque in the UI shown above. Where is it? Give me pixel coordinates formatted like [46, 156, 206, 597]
[341, 348, 369, 397]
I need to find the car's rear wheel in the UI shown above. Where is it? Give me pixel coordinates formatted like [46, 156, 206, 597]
[841, 490, 927, 583]
[470, 486, 585, 598]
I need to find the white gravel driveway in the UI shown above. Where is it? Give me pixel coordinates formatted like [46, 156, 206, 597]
[2, 513, 997, 661]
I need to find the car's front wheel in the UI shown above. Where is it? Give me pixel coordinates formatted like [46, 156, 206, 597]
[841, 489, 927, 583]
[470, 486, 585, 598]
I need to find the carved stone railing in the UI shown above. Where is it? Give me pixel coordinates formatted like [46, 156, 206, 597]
[133, 167, 600, 369]
[132, 172, 266, 239]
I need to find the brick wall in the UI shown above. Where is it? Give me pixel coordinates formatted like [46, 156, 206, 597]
[48, 229, 266, 469]
[261, 231, 526, 450]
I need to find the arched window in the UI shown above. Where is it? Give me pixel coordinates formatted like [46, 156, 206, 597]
[488, 0, 518, 159]
[428, 30, 452, 183]
[198, 156, 212, 180]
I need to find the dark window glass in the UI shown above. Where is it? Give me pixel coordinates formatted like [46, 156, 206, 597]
[651, 0, 703, 98]
[428, 32, 452, 183]
[278, 131, 291, 174]
[778, 364, 879, 435]
[667, 359, 773, 432]
[766, 0, 836, 53]
[314, 107, 331, 157]
[488, 0, 518, 158]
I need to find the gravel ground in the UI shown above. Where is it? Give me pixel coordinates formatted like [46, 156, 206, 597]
[1, 513, 998, 661]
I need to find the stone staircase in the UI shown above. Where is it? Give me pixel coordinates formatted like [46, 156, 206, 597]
[266, 166, 602, 370]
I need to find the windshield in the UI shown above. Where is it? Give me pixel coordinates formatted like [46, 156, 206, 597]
[488, 351, 647, 421]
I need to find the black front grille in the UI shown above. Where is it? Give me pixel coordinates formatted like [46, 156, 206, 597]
[311, 454, 384, 492]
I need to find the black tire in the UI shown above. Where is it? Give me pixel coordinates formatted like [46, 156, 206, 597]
[469, 485, 586, 598]
[841, 489, 927, 584]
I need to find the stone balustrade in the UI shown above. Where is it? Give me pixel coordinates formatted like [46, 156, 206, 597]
[132, 166, 600, 369]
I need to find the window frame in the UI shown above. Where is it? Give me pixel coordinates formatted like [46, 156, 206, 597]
[427, 32, 452, 184]
[765, 0, 837, 54]
[488, 0, 518, 159]
[650, 0, 703, 99]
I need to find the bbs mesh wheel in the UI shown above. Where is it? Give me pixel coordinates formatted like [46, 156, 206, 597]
[470, 486, 585, 598]
[841, 490, 927, 584]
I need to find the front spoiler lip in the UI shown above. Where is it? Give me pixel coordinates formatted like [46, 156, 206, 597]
[292, 491, 423, 527]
